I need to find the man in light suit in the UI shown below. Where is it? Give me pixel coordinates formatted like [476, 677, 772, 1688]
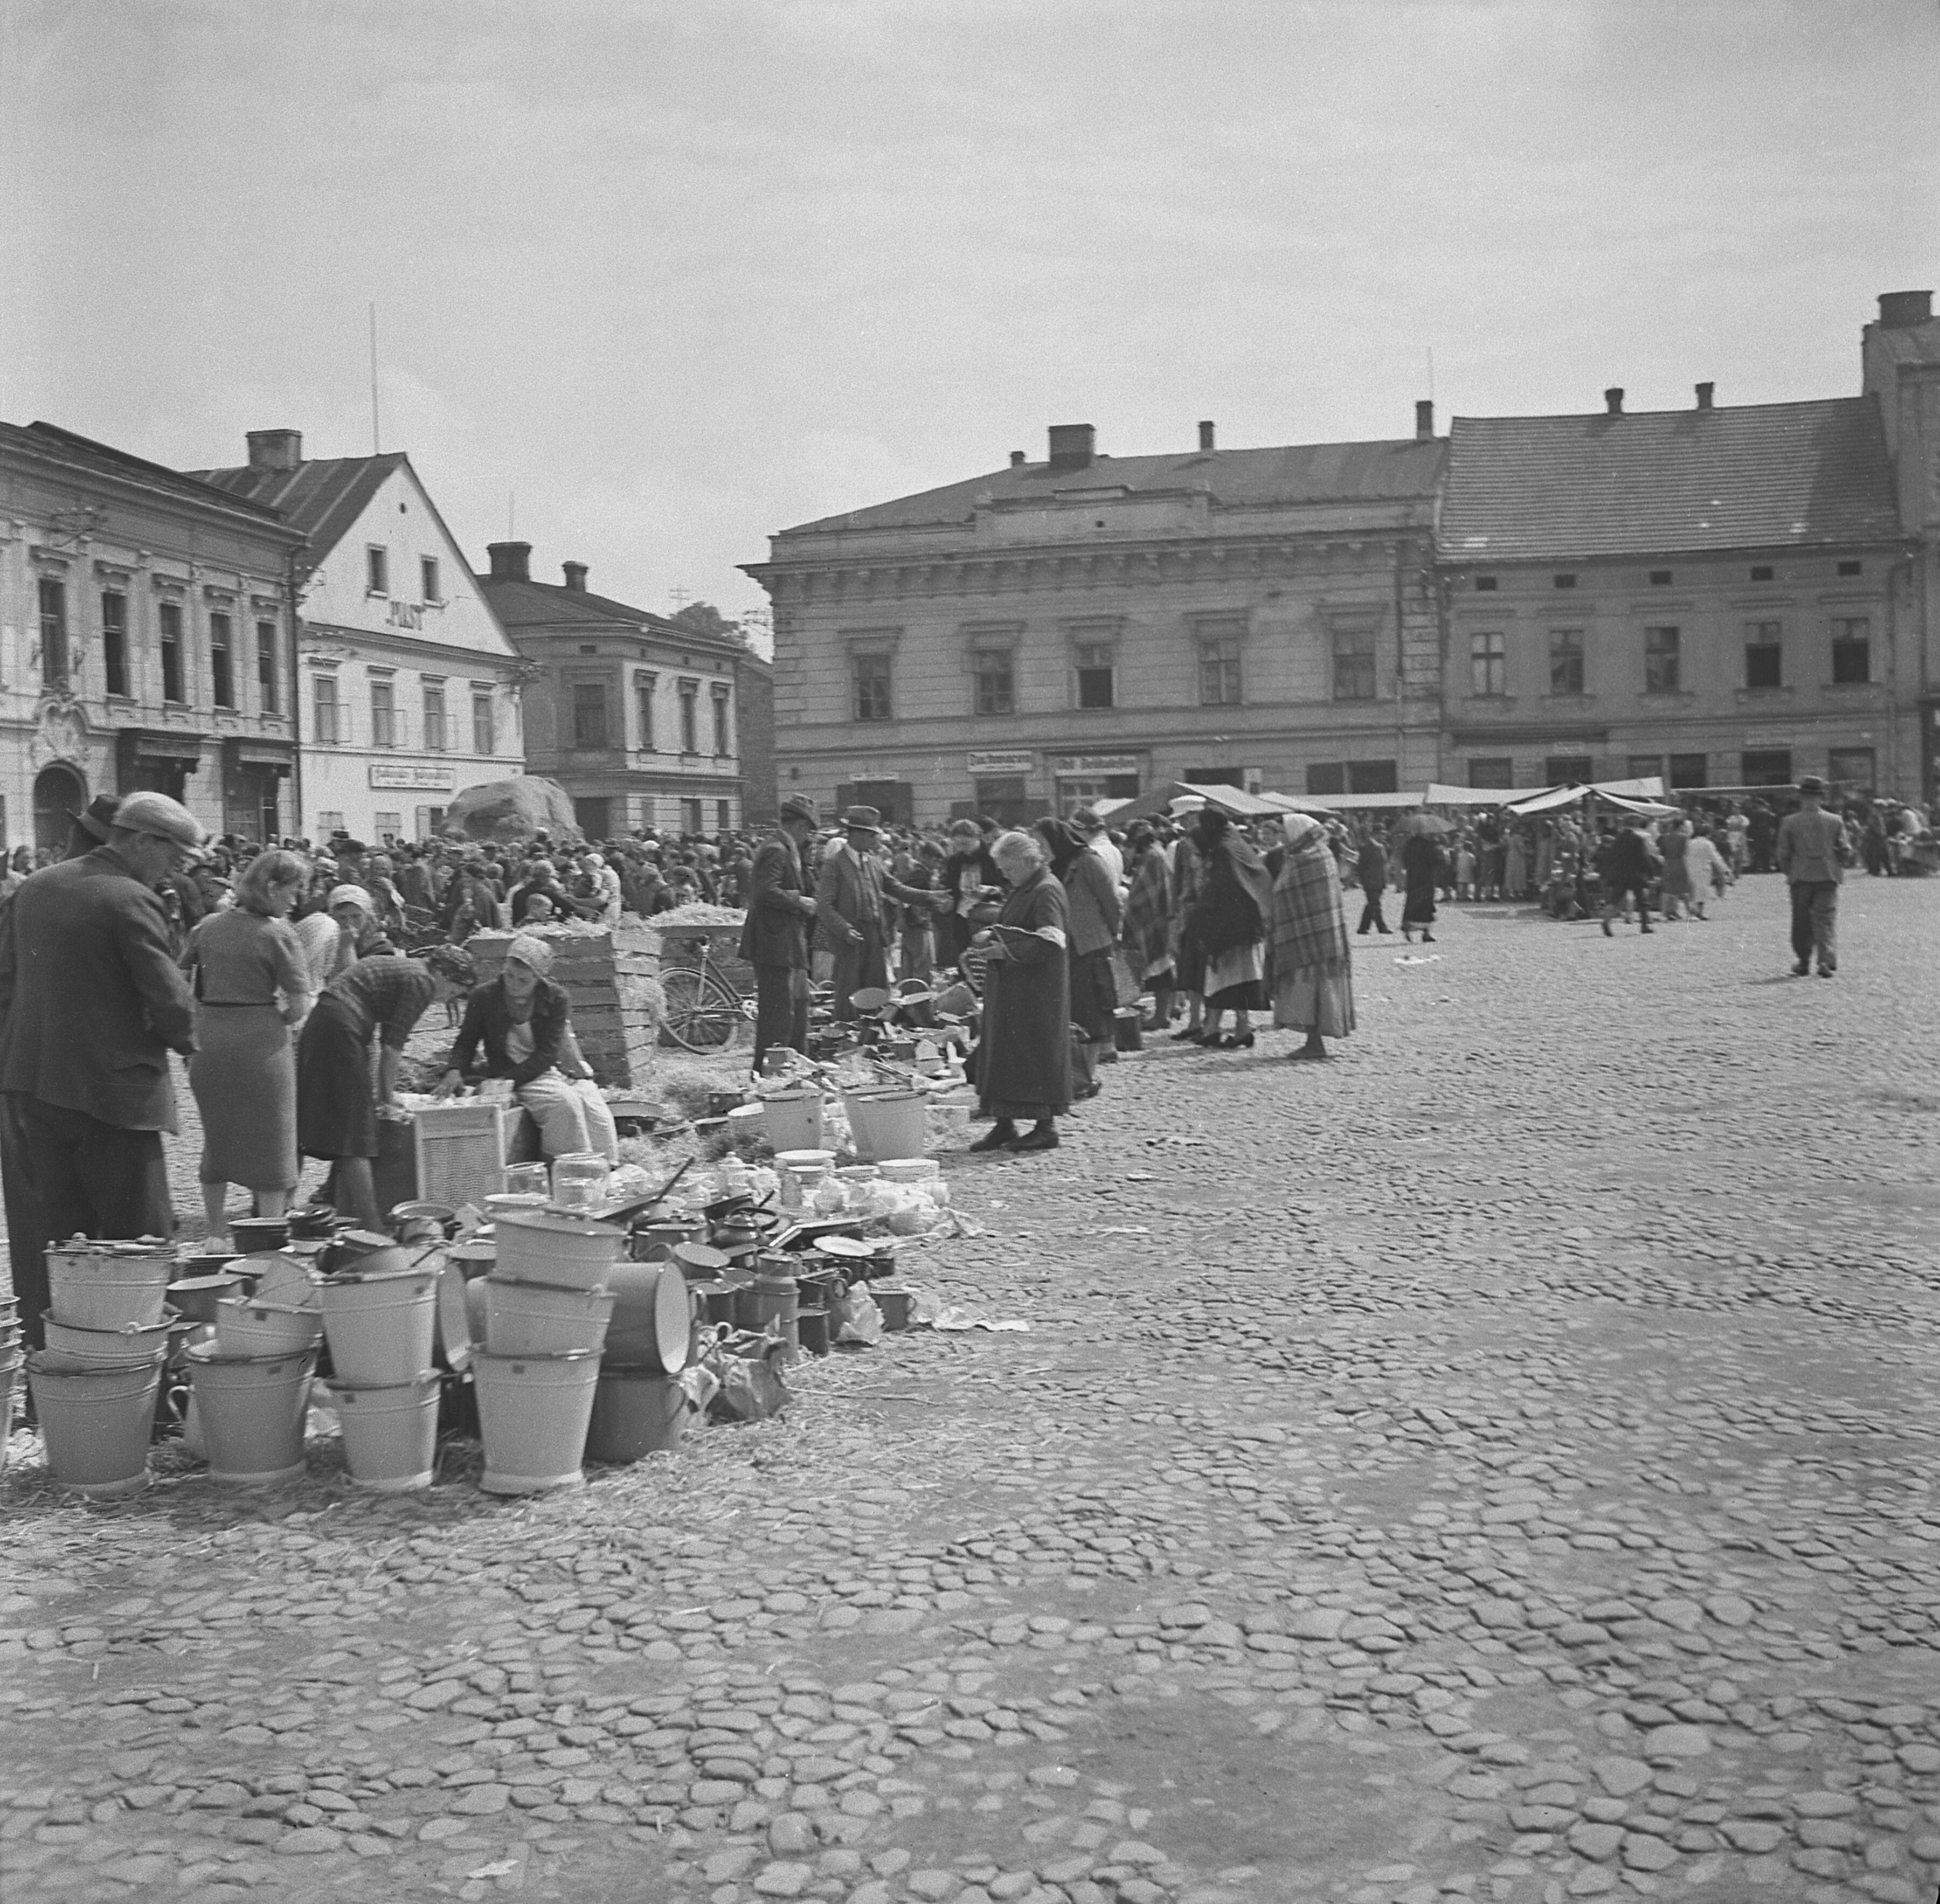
[815, 806, 938, 1020]
[738, 794, 821, 1069]
[0, 791, 203, 1351]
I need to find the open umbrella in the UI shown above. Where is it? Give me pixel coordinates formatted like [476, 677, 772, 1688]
[1395, 812, 1452, 838]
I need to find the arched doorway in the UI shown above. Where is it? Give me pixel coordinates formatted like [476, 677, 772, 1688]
[33, 763, 87, 855]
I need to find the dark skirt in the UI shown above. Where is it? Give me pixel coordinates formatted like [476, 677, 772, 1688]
[975, 951, 1072, 1121]
[1173, 921, 1207, 992]
[1402, 872, 1438, 926]
[1069, 947, 1116, 1042]
[296, 993, 378, 1160]
[191, 1002, 297, 1190]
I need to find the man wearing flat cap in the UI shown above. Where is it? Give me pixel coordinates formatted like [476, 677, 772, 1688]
[814, 805, 940, 1021]
[0, 791, 205, 1351]
[739, 794, 822, 1067]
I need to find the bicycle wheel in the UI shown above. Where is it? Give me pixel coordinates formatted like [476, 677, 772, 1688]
[660, 964, 748, 1053]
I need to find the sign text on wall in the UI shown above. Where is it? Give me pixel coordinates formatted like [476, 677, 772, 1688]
[369, 764, 455, 791]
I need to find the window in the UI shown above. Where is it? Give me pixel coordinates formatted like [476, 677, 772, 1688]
[711, 687, 732, 756]
[38, 577, 69, 688]
[317, 811, 344, 836]
[1750, 565, 1773, 582]
[1741, 749, 1791, 786]
[209, 613, 234, 708]
[1837, 560, 1861, 577]
[1669, 754, 1708, 790]
[102, 592, 129, 696]
[1644, 625, 1680, 692]
[1331, 625, 1376, 701]
[854, 653, 892, 721]
[1553, 573, 1577, 590]
[1470, 631, 1506, 697]
[572, 682, 608, 750]
[420, 556, 441, 603]
[973, 776, 1031, 826]
[634, 673, 656, 750]
[472, 691, 495, 755]
[1473, 576, 1498, 592]
[1828, 746, 1876, 791]
[1348, 760, 1399, 795]
[1198, 639, 1242, 705]
[1548, 629, 1584, 696]
[257, 621, 279, 712]
[1305, 763, 1345, 797]
[370, 678, 397, 748]
[313, 673, 340, 744]
[1649, 570, 1672, 586]
[1468, 758, 1514, 789]
[372, 811, 401, 840]
[682, 799, 704, 836]
[366, 546, 389, 595]
[678, 683, 698, 754]
[1075, 643, 1115, 710]
[973, 650, 1014, 716]
[1544, 756, 1593, 785]
[1744, 621, 1783, 689]
[716, 800, 731, 830]
[159, 601, 184, 702]
[422, 682, 447, 751]
[1831, 617, 1870, 684]
[1627, 754, 1662, 781]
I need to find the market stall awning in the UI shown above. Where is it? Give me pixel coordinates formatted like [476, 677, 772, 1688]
[1505, 780, 1678, 818]
[1423, 783, 1518, 807]
[1107, 781, 1284, 822]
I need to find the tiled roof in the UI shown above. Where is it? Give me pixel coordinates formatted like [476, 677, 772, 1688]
[9, 421, 292, 525]
[189, 453, 407, 562]
[479, 575, 742, 657]
[780, 437, 1446, 536]
[1439, 398, 1901, 562]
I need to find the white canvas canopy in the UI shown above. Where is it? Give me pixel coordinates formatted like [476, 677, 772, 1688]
[1506, 780, 1678, 818]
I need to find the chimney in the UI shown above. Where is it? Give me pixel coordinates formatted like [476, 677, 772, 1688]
[1877, 289, 1934, 329]
[1197, 420, 1216, 452]
[246, 429, 302, 472]
[562, 561, 587, 591]
[1604, 387, 1625, 417]
[1415, 399, 1435, 441]
[1047, 423, 1096, 471]
[1009, 450, 1026, 468]
[487, 541, 531, 581]
[1694, 382, 1715, 410]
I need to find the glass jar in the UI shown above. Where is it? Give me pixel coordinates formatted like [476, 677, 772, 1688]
[503, 1162, 550, 1198]
[551, 1152, 611, 1213]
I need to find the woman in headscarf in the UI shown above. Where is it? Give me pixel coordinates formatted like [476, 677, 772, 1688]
[965, 830, 1071, 1154]
[1119, 823, 1175, 1030]
[1035, 816, 1121, 1099]
[936, 819, 1003, 972]
[1399, 819, 1443, 944]
[1183, 808, 1273, 1050]
[1270, 814, 1356, 1061]
[435, 932, 618, 1161]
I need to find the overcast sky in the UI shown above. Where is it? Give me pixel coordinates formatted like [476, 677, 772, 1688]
[4, 0, 1934, 638]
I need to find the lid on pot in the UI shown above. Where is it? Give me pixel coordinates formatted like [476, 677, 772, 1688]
[812, 1235, 874, 1261]
[673, 1242, 730, 1275]
[494, 1208, 624, 1242]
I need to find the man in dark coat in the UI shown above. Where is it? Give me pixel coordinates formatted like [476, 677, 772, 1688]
[1354, 827, 1391, 935]
[815, 806, 938, 1020]
[1599, 815, 1660, 936]
[739, 795, 821, 1069]
[0, 791, 204, 1351]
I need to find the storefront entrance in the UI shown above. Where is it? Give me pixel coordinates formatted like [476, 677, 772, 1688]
[32, 763, 86, 854]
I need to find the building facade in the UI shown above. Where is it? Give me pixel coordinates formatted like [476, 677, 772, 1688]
[0, 420, 306, 850]
[193, 433, 528, 844]
[743, 417, 1446, 826]
[479, 544, 753, 837]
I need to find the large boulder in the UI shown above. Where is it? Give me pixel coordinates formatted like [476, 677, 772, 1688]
[442, 776, 578, 844]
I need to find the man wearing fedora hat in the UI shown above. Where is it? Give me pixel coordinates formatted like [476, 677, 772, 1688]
[739, 794, 823, 1068]
[0, 791, 206, 1351]
[815, 805, 940, 1020]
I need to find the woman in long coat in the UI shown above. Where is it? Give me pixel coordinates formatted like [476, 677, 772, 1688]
[1400, 823, 1443, 943]
[1036, 817, 1121, 1099]
[1270, 814, 1356, 1060]
[1184, 808, 1274, 1050]
[1119, 824, 1174, 1029]
[967, 830, 1071, 1155]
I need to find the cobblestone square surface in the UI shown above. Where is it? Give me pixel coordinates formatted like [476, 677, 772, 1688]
[3, 876, 1937, 1904]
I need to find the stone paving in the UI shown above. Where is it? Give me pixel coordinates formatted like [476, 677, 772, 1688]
[2, 874, 1938, 1904]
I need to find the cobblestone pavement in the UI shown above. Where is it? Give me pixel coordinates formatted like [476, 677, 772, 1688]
[3, 875, 1938, 1904]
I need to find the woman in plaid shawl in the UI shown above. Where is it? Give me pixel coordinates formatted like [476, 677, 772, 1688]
[1119, 825, 1174, 1030]
[1270, 812, 1355, 1060]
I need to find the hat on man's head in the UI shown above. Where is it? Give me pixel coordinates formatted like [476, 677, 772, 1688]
[1798, 774, 1826, 795]
[779, 794, 820, 826]
[113, 791, 208, 854]
[842, 805, 882, 834]
[1070, 806, 1103, 834]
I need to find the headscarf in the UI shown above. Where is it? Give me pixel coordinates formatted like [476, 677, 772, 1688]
[1280, 813, 1327, 852]
[1033, 817, 1085, 878]
[327, 883, 374, 913]
[504, 932, 556, 977]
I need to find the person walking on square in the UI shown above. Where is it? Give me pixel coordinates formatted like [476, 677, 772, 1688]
[738, 794, 820, 1070]
[1354, 826, 1391, 935]
[815, 806, 937, 1020]
[1599, 815, 1659, 935]
[1776, 775, 1852, 977]
[0, 792, 205, 1352]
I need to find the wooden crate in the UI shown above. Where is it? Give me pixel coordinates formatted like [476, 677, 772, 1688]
[413, 1102, 507, 1208]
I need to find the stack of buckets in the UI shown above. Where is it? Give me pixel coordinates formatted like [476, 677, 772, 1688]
[475, 1209, 624, 1493]
[26, 1240, 178, 1497]
[583, 1238, 697, 1465]
[186, 1244, 324, 1487]
[313, 1238, 442, 1490]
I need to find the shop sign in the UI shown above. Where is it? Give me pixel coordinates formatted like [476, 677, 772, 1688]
[967, 751, 1035, 776]
[1052, 754, 1142, 776]
[369, 763, 455, 791]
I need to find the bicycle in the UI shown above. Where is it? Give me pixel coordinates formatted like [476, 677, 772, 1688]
[658, 931, 756, 1055]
